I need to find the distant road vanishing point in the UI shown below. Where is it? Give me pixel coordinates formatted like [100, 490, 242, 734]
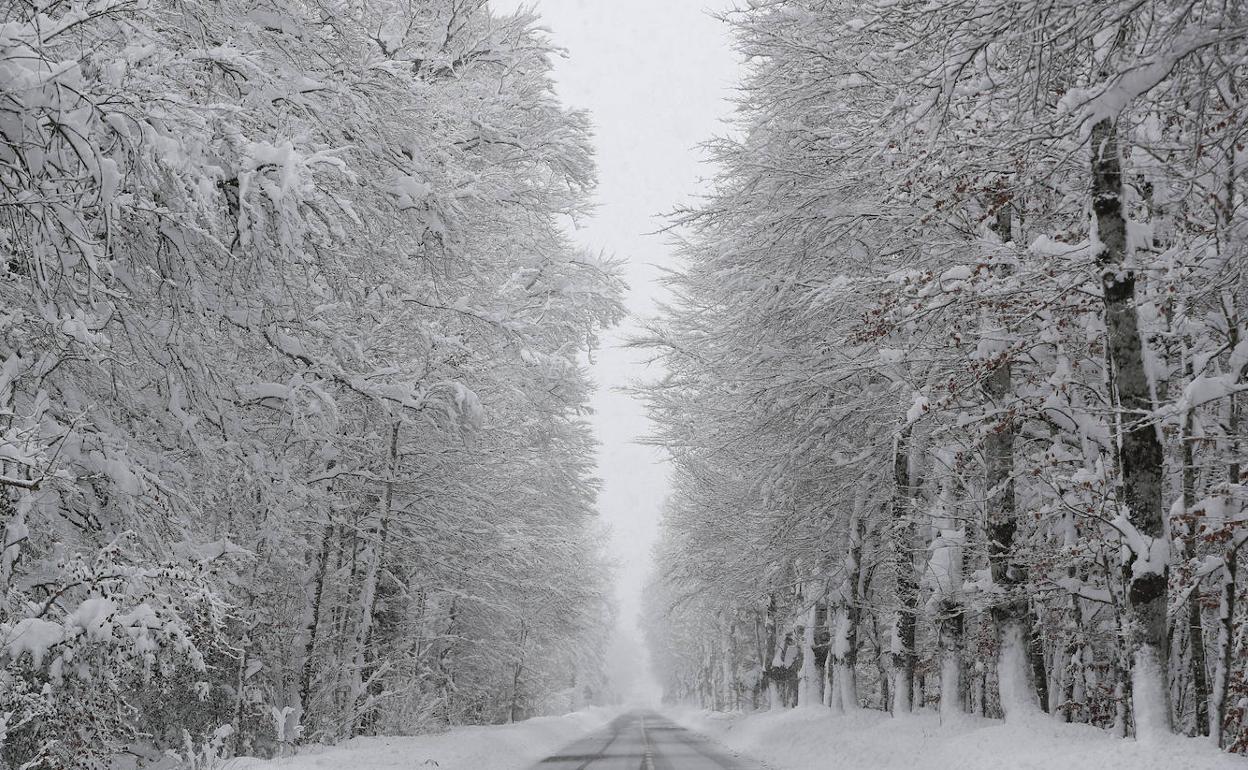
[533, 711, 764, 770]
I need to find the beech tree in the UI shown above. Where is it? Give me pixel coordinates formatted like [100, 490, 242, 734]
[642, 0, 1248, 753]
[0, 0, 620, 766]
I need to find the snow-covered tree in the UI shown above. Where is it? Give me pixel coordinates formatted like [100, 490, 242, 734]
[642, 0, 1248, 753]
[0, 1, 621, 765]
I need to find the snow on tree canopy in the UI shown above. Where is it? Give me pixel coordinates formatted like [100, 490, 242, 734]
[0, 0, 623, 765]
[639, 0, 1248, 755]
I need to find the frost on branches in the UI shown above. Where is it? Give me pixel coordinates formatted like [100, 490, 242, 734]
[641, 0, 1248, 757]
[0, 0, 622, 767]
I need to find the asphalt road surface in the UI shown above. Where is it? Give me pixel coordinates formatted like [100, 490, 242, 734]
[534, 711, 764, 770]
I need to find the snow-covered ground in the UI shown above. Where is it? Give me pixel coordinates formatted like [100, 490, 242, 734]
[669, 706, 1244, 770]
[216, 708, 618, 770]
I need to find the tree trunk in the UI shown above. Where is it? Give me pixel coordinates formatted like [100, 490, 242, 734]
[351, 422, 400, 735]
[891, 424, 918, 714]
[874, 610, 890, 711]
[509, 621, 528, 723]
[930, 464, 965, 717]
[298, 517, 335, 736]
[722, 619, 738, 711]
[1091, 116, 1170, 740]
[823, 634, 836, 708]
[1212, 316, 1247, 745]
[0, 490, 22, 613]
[1185, 553, 1211, 737]
[983, 203, 1040, 720]
[1180, 350, 1211, 736]
[798, 585, 822, 707]
[1062, 589, 1088, 723]
[1211, 556, 1235, 746]
[936, 609, 964, 717]
[831, 509, 865, 712]
[232, 498, 272, 755]
[764, 594, 781, 710]
[1028, 616, 1049, 713]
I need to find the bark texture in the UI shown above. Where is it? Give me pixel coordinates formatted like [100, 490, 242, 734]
[831, 510, 866, 711]
[985, 203, 1040, 717]
[891, 424, 918, 713]
[1091, 117, 1169, 739]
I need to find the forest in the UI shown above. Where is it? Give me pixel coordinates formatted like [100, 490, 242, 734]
[642, 0, 1248, 756]
[0, 1, 622, 768]
[6, 0, 1248, 767]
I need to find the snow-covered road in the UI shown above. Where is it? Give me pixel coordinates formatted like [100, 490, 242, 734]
[534, 711, 763, 770]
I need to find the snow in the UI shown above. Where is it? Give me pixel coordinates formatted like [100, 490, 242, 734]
[1132, 646, 1169, 743]
[220, 709, 618, 770]
[906, 394, 930, 424]
[925, 525, 962, 596]
[1110, 515, 1170, 578]
[996, 622, 1039, 719]
[391, 174, 433, 209]
[3, 617, 63, 666]
[939, 656, 959, 718]
[938, 264, 974, 285]
[69, 597, 117, 641]
[668, 705, 1244, 770]
[1027, 235, 1094, 260]
[1180, 374, 1244, 411]
[1059, 27, 1227, 128]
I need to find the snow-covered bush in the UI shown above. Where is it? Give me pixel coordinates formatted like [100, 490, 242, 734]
[0, 543, 225, 768]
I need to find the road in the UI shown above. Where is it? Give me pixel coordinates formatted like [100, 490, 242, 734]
[534, 711, 764, 770]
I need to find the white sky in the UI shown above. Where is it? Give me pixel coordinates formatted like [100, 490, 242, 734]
[488, 0, 741, 701]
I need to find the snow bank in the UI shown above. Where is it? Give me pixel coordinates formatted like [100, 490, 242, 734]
[222, 708, 618, 770]
[667, 706, 1242, 770]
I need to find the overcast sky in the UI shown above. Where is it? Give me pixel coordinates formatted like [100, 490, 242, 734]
[488, 0, 741, 700]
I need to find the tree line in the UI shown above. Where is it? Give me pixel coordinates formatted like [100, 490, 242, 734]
[642, 0, 1248, 753]
[0, 1, 620, 767]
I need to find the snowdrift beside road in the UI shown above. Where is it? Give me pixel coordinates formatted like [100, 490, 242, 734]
[669, 706, 1242, 770]
[223, 708, 618, 770]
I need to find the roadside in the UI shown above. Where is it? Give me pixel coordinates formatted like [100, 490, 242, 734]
[212, 708, 619, 770]
[666, 706, 1242, 770]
